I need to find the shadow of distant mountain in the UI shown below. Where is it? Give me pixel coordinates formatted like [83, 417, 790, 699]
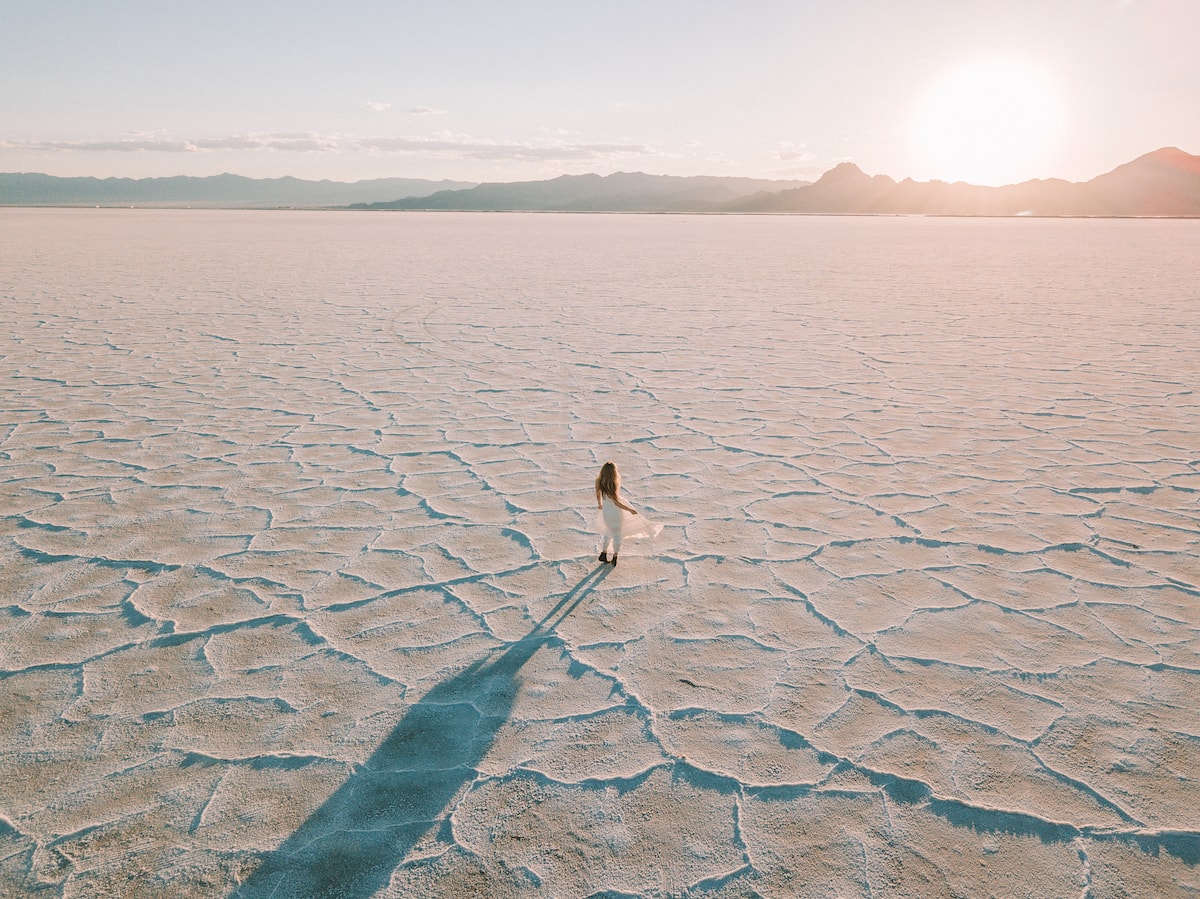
[234, 564, 611, 898]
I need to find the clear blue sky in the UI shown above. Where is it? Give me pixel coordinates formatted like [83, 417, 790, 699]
[2, 0, 1197, 185]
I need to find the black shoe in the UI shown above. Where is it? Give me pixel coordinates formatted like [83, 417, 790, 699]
[599, 552, 608, 563]
[610, 554, 618, 567]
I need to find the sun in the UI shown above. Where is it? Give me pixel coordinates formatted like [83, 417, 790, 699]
[910, 57, 1064, 186]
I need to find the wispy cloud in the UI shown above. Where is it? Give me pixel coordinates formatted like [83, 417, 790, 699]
[197, 134, 341, 152]
[773, 142, 813, 163]
[1, 133, 340, 153]
[357, 134, 652, 162]
[409, 106, 447, 116]
[363, 101, 392, 112]
[0, 132, 654, 163]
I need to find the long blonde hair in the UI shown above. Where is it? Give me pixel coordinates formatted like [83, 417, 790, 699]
[595, 461, 619, 500]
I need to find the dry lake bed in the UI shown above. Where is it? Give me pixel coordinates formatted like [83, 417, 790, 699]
[2, 209, 1198, 897]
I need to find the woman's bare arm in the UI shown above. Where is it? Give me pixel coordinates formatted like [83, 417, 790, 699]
[599, 488, 639, 515]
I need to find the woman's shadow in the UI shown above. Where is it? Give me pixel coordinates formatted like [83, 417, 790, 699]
[234, 564, 611, 898]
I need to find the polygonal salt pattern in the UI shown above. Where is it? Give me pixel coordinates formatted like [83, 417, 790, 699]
[1, 210, 1198, 897]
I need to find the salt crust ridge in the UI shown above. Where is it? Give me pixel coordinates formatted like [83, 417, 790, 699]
[1, 209, 1198, 897]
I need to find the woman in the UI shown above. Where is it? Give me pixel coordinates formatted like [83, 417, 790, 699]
[594, 461, 661, 566]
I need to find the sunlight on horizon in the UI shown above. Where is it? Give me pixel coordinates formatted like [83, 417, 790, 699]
[910, 57, 1065, 186]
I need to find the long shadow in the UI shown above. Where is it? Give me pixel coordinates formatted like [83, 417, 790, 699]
[234, 564, 612, 898]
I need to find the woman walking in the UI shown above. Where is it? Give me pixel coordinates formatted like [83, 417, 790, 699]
[595, 461, 661, 566]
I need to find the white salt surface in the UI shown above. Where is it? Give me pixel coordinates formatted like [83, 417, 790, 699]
[1, 208, 1198, 897]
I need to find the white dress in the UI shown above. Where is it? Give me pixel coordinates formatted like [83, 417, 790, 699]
[595, 495, 662, 547]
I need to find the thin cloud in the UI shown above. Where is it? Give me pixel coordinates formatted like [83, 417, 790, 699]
[194, 134, 340, 152]
[0, 132, 653, 163]
[774, 142, 813, 163]
[2, 138, 196, 153]
[363, 101, 392, 112]
[770, 164, 821, 178]
[2, 133, 341, 154]
[356, 134, 652, 162]
[409, 106, 447, 116]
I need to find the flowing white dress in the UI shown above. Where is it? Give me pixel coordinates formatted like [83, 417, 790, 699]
[595, 495, 662, 549]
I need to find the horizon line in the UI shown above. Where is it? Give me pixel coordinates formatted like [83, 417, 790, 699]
[2, 145, 1193, 193]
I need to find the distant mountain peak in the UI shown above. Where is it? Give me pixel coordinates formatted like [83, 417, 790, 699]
[816, 162, 867, 181]
[731, 147, 1199, 216]
[1132, 146, 1200, 175]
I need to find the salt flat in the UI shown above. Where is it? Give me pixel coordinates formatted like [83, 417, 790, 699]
[1, 209, 1198, 898]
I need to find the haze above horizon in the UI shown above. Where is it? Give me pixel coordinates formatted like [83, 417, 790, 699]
[2, 1, 1197, 187]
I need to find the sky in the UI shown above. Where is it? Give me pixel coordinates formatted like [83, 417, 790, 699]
[2, 0, 1197, 186]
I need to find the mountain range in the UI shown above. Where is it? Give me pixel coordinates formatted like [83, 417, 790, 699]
[731, 147, 1200, 216]
[351, 172, 811, 213]
[3, 148, 1197, 216]
[0, 172, 474, 207]
[355, 148, 1200, 217]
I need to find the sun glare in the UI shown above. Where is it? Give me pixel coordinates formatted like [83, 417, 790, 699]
[910, 58, 1064, 186]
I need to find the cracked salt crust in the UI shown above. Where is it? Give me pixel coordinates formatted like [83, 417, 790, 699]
[1, 209, 1198, 897]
